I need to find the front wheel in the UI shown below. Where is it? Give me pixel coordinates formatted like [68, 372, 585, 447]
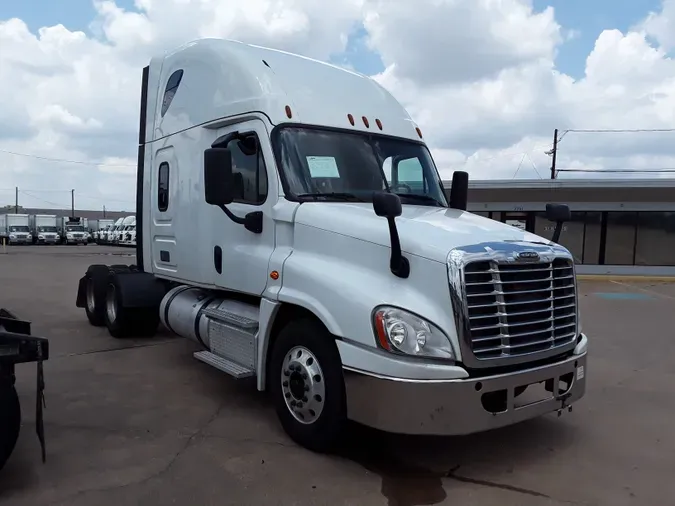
[269, 318, 347, 453]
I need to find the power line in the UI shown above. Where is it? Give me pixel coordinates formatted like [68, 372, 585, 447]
[20, 190, 69, 208]
[0, 148, 135, 167]
[562, 128, 675, 133]
[557, 168, 675, 173]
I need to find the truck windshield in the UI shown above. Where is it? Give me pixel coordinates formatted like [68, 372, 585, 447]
[9, 226, 29, 232]
[38, 226, 57, 233]
[274, 127, 448, 206]
[66, 226, 85, 232]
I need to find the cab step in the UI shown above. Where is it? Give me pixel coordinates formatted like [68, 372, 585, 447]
[202, 300, 259, 330]
[193, 350, 255, 379]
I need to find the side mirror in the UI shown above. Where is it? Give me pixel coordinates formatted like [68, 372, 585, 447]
[546, 203, 571, 223]
[373, 192, 402, 218]
[449, 171, 469, 210]
[546, 203, 571, 243]
[204, 148, 234, 206]
[373, 192, 409, 279]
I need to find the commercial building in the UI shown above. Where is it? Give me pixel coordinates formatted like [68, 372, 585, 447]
[444, 178, 675, 275]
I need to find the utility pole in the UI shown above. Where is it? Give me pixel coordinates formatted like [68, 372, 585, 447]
[71, 189, 75, 217]
[14, 187, 18, 214]
[549, 128, 558, 179]
[103, 205, 106, 218]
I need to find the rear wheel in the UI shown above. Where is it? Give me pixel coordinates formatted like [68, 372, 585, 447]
[104, 277, 159, 339]
[0, 385, 21, 471]
[269, 318, 347, 453]
[84, 265, 109, 326]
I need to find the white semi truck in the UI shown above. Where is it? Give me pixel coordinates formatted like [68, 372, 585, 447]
[75, 39, 588, 453]
[29, 214, 60, 245]
[99, 218, 124, 244]
[0, 214, 32, 245]
[60, 217, 89, 245]
[94, 219, 115, 243]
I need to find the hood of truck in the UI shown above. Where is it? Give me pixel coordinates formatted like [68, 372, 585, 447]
[294, 202, 553, 263]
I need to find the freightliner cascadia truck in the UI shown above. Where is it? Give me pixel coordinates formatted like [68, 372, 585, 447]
[75, 38, 588, 452]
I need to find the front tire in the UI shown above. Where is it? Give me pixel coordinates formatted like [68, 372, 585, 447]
[269, 318, 347, 453]
[0, 385, 21, 471]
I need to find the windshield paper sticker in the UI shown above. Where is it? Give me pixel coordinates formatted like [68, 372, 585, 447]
[307, 156, 340, 178]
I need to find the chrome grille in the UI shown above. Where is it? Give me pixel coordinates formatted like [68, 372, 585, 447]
[463, 258, 577, 361]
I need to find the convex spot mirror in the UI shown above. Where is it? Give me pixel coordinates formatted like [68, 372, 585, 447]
[545, 203, 571, 223]
[204, 148, 234, 206]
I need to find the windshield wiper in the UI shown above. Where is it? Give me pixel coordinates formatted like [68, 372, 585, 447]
[297, 192, 366, 202]
[393, 193, 443, 206]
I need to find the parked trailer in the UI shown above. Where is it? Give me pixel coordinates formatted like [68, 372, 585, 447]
[75, 39, 588, 453]
[0, 309, 49, 471]
[0, 214, 32, 245]
[29, 214, 60, 245]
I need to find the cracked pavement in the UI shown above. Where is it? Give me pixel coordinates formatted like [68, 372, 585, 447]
[1, 245, 674, 505]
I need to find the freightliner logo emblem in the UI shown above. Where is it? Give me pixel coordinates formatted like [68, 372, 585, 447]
[515, 251, 540, 261]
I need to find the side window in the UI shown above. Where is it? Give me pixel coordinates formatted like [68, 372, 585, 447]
[158, 162, 169, 212]
[226, 135, 268, 205]
[161, 69, 183, 117]
[397, 157, 425, 191]
[383, 156, 426, 192]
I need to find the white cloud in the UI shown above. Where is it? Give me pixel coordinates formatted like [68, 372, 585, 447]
[1, 0, 675, 211]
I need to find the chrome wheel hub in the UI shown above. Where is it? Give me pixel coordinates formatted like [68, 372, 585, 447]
[281, 346, 325, 424]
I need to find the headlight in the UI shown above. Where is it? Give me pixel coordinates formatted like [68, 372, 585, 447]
[9, 234, 15, 239]
[373, 306, 454, 360]
[38, 235, 44, 239]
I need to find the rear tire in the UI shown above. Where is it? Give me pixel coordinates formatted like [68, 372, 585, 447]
[269, 318, 347, 453]
[0, 385, 21, 471]
[85, 265, 109, 326]
[104, 277, 159, 339]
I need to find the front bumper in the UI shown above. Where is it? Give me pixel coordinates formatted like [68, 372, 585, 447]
[344, 336, 587, 436]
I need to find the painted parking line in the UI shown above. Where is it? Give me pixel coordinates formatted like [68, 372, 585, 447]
[592, 292, 654, 300]
[609, 280, 675, 301]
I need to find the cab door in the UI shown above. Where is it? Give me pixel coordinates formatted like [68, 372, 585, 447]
[208, 118, 277, 295]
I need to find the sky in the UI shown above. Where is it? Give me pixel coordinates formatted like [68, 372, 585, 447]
[1, 0, 674, 211]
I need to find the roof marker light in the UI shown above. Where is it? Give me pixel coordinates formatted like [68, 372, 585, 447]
[375, 119, 383, 130]
[416, 127, 423, 138]
[362, 116, 370, 128]
[285, 105, 293, 119]
[347, 114, 355, 125]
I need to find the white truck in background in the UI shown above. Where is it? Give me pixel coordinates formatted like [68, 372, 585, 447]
[0, 214, 32, 245]
[110, 216, 135, 245]
[101, 217, 124, 244]
[60, 217, 89, 245]
[29, 215, 59, 245]
[119, 216, 136, 246]
[94, 219, 115, 243]
[75, 39, 588, 453]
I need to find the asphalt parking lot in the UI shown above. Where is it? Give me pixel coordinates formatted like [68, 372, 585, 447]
[1, 245, 674, 506]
